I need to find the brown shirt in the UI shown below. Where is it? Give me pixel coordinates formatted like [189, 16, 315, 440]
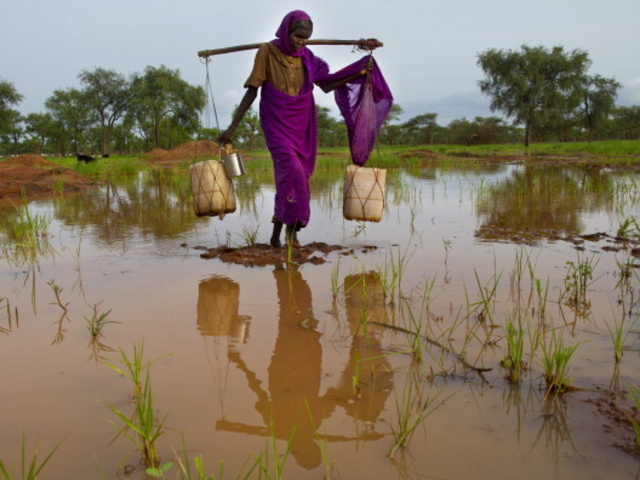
[244, 43, 305, 96]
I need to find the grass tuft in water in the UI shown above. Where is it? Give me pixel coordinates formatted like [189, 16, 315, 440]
[104, 342, 175, 469]
[389, 372, 445, 458]
[84, 302, 117, 338]
[0, 434, 63, 480]
[561, 252, 600, 314]
[541, 331, 579, 397]
[501, 318, 526, 383]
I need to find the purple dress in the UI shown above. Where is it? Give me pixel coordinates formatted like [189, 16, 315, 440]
[259, 10, 393, 228]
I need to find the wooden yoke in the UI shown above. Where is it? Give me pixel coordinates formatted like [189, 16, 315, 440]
[197, 39, 383, 58]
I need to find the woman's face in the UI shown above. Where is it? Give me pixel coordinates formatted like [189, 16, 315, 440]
[289, 20, 312, 53]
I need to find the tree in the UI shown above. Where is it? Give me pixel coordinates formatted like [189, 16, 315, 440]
[612, 106, 640, 140]
[24, 113, 57, 154]
[128, 66, 206, 149]
[316, 105, 346, 147]
[45, 88, 94, 155]
[402, 113, 439, 144]
[381, 104, 403, 145]
[78, 67, 131, 155]
[580, 74, 620, 142]
[477, 45, 591, 146]
[0, 79, 24, 154]
[230, 105, 262, 150]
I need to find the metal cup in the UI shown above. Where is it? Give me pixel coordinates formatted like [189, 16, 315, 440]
[222, 152, 245, 178]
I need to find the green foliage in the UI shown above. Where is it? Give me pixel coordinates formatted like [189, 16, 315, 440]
[541, 331, 579, 396]
[502, 319, 526, 383]
[104, 342, 175, 469]
[129, 65, 206, 150]
[477, 45, 619, 146]
[0, 435, 62, 480]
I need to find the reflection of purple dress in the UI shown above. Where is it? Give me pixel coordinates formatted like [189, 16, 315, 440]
[259, 10, 393, 228]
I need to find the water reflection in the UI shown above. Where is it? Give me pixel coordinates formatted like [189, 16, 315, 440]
[52, 171, 201, 248]
[211, 268, 391, 470]
[476, 165, 616, 242]
[196, 276, 250, 342]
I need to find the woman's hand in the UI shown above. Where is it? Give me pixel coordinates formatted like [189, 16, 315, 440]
[218, 130, 233, 146]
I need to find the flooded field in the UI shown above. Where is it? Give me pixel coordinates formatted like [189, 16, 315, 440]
[1, 159, 639, 479]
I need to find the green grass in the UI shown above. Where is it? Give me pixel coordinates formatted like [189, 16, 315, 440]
[2, 195, 52, 247]
[0, 435, 63, 480]
[104, 342, 176, 469]
[502, 318, 526, 383]
[541, 331, 579, 397]
[84, 302, 117, 338]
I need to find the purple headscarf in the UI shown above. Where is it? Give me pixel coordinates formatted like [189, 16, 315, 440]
[271, 10, 312, 57]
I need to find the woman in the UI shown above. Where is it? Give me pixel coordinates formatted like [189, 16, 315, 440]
[219, 10, 375, 247]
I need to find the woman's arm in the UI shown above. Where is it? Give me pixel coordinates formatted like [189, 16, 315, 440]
[320, 69, 367, 93]
[319, 54, 374, 93]
[217, 86, 258, 144]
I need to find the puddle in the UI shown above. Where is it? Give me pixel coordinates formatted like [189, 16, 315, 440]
[0, 163, 639, 479]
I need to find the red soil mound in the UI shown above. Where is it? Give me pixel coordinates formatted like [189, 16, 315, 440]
[148, 140, 223, 164]
[0, 155, 97, 204]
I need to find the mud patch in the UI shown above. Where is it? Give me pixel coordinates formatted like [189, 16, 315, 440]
[0, 155, 98, 205]
[585, 390, 640, 458]
[194, 242, 378, 267]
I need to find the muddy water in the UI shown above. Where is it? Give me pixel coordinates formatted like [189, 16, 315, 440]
[1, 164, 639, 479]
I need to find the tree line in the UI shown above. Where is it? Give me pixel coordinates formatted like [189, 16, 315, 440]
[1, 45, 639, 156]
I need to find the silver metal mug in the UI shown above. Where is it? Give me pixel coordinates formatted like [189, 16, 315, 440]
[222, 152, 245, 178]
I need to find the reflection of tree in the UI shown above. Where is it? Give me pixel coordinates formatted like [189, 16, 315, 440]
[52, 170, 199, 248]
[219, 267, 391, 470]
[476, 165, 615, 241]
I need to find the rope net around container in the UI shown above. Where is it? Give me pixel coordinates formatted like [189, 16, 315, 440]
[190, 160, 236, 219]
[343, 165, 386, 222]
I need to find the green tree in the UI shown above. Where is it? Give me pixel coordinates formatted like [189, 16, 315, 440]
[0, 78, 24, 155]
[45, 88, 93, 155]
[230, 105, 261, 150]
[477, 45, 591, 146]
[381, 104, 403, 145]
[316, 105, 346, 147]
[24, 113, 57, 154]
[580, 74, 620, 142]
[402, 113, 439, 144]
[612, 106, 640, 140]
[78, 67, 131, 155]
[128, 65, 206, 149]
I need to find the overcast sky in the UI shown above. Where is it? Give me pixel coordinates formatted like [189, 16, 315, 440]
[3, 0, 639, 127]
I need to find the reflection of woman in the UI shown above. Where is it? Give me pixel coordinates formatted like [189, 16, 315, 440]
[223, 267, 390, 470]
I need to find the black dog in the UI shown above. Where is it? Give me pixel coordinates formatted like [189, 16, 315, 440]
[76, 153, 96, 163]
[102, 154, 110, 158]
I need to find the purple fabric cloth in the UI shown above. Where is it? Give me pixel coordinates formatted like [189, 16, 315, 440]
[260, 10, 329, 228]
[331, 56, 394, 166]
